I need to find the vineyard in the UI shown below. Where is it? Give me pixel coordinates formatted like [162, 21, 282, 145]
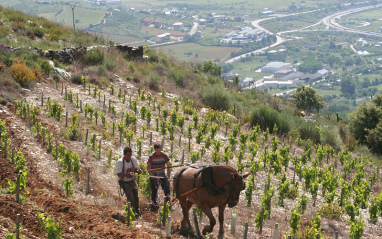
[0, 66, 381, 239]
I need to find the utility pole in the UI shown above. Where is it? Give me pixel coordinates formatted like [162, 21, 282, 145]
[68, 1, 78, 31]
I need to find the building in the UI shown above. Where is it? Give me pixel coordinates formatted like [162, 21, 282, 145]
[221, 73, 239, 82]
[154, 20, 162, 28]
[261, 62, 292, 73]
[356, 38, 367, 46]
[319, 83, 332, 89]
[267, 50, 277, 60]
[275, 69, 294, 77]
[195, 31, 202, 38]
[102, 0, 121, 5]
[173, 22, 184, 31]
[143, 18, 151, 26]
[155, 33, 170, 43]
[239, 78, 255, 88]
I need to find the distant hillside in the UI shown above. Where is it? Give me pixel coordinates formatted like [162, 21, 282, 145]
[0, 6, 381, 239]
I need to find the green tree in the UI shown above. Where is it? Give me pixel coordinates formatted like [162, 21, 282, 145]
[349, 100, 382, 144]
[291, 86, 324, 112]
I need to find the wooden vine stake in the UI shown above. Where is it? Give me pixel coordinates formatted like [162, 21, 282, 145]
[192, 208, 201, 239]
[127, 202, 131, 226]
[162, 196, 168, 226]
[259, 207, 264, 234]
[85, 129, 88, 146]
[16, 175, 20, 203]
[243, 221, 248, 239]
[98, 140, 101, 160]
[273, 223, 279, 239]
[55, 140, 58, 160]
[85, 167, 90, 196]
[16, 214, 20, 239]
[65, 112, 68, 128]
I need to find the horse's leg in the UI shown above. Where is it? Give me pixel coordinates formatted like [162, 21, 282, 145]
[179, 197, 189, 234]
[218, 204, 226, 236]
[185, 200, 194, 234]
[201, 205, 216, 235]
[179, 198, 194, 234]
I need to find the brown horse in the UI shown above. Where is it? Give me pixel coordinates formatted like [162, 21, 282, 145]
[173, 165, 250, 237]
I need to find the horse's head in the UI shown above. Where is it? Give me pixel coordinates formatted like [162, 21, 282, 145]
[226, 172, 251, 208]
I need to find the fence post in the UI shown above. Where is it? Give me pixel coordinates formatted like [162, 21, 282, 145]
[179, 135, 181, 147]
[316, 233, 320, 239]
[86, 167, 90, 195]
[103, 95, 106, 108]
[16, 214, 20, 239]
[41, 91, 43, 106]
[273, 223, 279, 239]
[149, 132, 152, 146]
[193, 208, 201, 239]
[259, 207, 264, 234]
[16, 175, 20, 203]
[161, 137, 164, 149]
[242, 221, 248, 239]
[335, 231, 338, 239]
[170, 141, 173, 156]
[80, 100, 82, 112]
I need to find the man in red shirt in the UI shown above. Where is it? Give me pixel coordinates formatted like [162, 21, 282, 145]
[147, 143, 171, 208]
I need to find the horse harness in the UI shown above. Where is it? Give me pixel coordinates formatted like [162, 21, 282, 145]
[174, 165, 244, 205]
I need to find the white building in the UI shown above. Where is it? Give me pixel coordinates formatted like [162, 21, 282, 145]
[239, 78, 255, 88]
[261, 62, 292, 73]
[173, 22, 184, 31]
[155, 33, 170, 43]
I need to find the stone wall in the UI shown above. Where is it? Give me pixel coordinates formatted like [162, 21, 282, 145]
[38, 45, 144, 65]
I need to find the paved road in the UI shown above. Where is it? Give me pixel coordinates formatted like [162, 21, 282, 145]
[322, 4, 382, 37]
[224, 4, 382, 64]
[189, 22, 199, 36]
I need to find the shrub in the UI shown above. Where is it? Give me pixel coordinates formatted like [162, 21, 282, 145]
[0, 26, 10, 37]
[105, 58, 117, 70]
[71, 75, 82, 85]
[167, 69, 185, 88]
[250, 105, 290, 134]
[83, 47, 105, 65]
[97, 65, 106, 75]
[298, 121, 320, 143]
[202, 84, 232, 111]
[32, 27, 44, 38]
[10, 58, 36, 87]
[148, 72, 161, 91]
[0, 49, 14, 66]
[40, 60, 51, 76]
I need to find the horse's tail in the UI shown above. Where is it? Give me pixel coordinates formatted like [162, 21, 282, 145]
[173, 166, 189, 199]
